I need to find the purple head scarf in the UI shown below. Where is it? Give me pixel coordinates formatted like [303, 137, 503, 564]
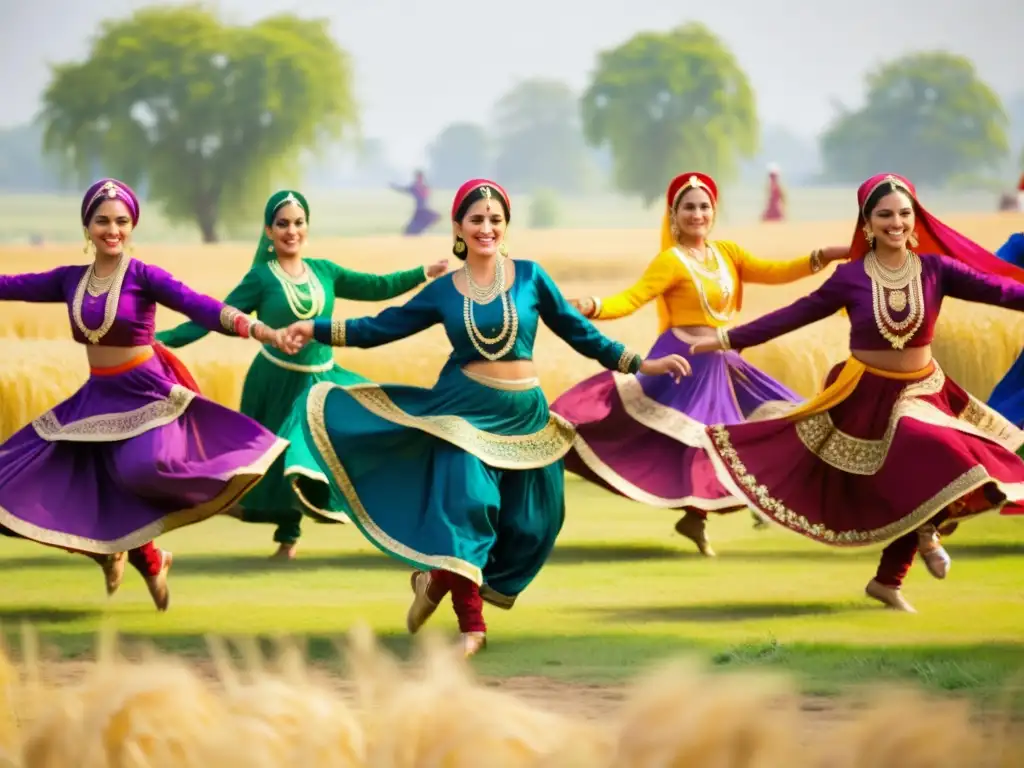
[80, 178, 141, 227]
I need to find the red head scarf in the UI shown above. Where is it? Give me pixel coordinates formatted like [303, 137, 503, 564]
[661, 172, 718, 251]
[451, 179, 511, 220]
[853, 173, 1024, 282]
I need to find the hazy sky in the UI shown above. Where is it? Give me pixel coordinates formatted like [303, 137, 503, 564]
[5, 0, 1022, 169]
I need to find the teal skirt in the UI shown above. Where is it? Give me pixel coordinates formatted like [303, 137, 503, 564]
[287, 366, 575, 608]
[239, 349, 364, 521]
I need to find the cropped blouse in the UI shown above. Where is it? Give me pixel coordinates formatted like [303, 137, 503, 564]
[721, 253, 1024, 352]
[311, 260, 643, 374]
[592, 241, 819, 332]
[0, 257, 248, 346]
[157, 258, 427, 368]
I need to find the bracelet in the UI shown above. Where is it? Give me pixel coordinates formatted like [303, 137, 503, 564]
[810, 249, 823, 273]
[616, 348, 642, 374]
[590, 296, 603, 318]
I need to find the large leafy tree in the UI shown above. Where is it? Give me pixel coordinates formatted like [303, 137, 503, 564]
[581, 22, 758, 206]
[40, 4, 358, 242]
[821, 52, 1009, 185]
[492, 79, 592, 194]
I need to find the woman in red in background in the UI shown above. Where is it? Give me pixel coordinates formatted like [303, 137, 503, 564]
[761, 164, 786, 222]
[691, 173, 1024, 613]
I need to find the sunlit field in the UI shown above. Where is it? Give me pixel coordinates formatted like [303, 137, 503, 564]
[1, 209, 1023, 736]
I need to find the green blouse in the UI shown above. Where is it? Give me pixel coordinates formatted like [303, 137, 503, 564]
[156, 258, 428, 368]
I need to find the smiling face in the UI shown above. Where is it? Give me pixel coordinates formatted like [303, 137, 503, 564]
[455, 197, 506, 258]
[867, 190, 915, 251]
[87, 199, 134, 258]
[265, 202, 308, 258]
[673, 187, 715, 241]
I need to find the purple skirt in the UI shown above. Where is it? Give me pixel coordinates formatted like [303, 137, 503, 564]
[0, 351, 287, 553]
[549, 330, 800, 511]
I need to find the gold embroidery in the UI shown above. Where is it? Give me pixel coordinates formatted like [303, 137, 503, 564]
[480, 585, 516, 609]
[32, 386, 195, 442]
[0, 438, 288, 553]
[616, 349, 639, 374]
[331, 319, 346, 346]
[71, 256, 131, 344]
[219, 306, 241, 333]
[612, 372, 707, 446]
[708, 424, 1003, 545]
[303, 382, 484, 584]
[339, 383, 575, 469]
[258, 346, 335, 373]
[717, 326, 731, 350]
[673, 244, 737, 323]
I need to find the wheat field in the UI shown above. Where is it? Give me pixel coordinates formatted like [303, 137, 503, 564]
[2, 213, 1024, 439]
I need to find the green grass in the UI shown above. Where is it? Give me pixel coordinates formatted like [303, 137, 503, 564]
[2, 476, 1023, 706]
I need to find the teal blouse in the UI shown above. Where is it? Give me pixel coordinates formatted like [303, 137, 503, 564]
[312, 260, 642, 374]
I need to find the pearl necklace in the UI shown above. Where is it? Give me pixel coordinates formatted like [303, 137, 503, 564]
[72, 255, 131, 344]
[269, 259, 324, 320]
[462, 256, 519, 361]
[864, 250, 925, 349]
[674, 244, 735, 323]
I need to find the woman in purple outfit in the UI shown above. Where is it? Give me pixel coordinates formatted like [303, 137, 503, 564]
[550, 171, 849, 556]
[0, 178, 294, 610]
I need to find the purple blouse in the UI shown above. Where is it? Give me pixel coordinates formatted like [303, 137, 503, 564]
[725, 253, 1024, 352]
[0, 258, 242, 346]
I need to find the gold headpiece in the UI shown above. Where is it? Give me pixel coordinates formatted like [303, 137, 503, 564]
[862, 174, 913, 217]
[480, 186, 492, 199]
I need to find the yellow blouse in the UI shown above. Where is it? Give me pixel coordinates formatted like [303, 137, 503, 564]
[592, 240, 818, 332]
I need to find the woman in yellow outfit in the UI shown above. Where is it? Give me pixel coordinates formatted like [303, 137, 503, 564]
[550, 171, 849, 554]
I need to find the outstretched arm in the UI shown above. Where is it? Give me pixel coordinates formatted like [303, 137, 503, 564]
[715, 269, 846, 352]
[329, 262, 430, 302]
[728, 242, 846, 285]
[155, 269, 263, 348]
[310, 282, 441, 348]
[581, 251, 679, 321]
[0, 266, 75, 303]
[535, 264, 643, 373]
[941, 256, 1024, 309]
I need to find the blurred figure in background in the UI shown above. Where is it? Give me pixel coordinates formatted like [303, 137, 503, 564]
[761, 163, 786, 222]
[391, 170, 441, 236]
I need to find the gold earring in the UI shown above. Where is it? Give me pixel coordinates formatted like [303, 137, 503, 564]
[498, 242, 508, 257]
[862, 225, 874, 246]
[908, 231, 919, 248]
[82, 230, 92, 255]
[267, 244, 274, 253]
[454, 239, 466, 254]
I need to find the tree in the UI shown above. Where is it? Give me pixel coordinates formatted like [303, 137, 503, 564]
[492, 79, 592, 194]
[820, 52, 1009, 186]
[426, 123, 490, 188]
[581, 22, 758, 206]
[39, 4, 358, 242]
[0, 123, 75, 193]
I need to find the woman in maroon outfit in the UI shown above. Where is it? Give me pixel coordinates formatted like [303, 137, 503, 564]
[691, 173, 1024, 612]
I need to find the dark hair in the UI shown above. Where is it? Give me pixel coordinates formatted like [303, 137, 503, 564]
[451, 186, 511, 259]
[863, 181, 915, 219]
[673, 185, 714, 212]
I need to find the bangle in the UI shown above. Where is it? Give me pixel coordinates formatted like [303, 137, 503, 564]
[616, 348, 642, 374]
[810, 249, 823, 273]
[590, 296, 603, 318]
[231, 312, 250, 338]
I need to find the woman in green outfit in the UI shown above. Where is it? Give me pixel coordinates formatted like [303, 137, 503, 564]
[156, 189, 450, 559]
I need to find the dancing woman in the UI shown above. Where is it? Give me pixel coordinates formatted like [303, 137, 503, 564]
[0, 178, 294, 609]
[156, 189, 449, 559]
[551, 171, 848, 555]
[282, 179, 690, 655]
[691, 173, 1024, 612]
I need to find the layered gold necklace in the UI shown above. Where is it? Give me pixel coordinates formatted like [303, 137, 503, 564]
[462, 255, 519, 361]
[72, 255, 131, 344]
[269, 259, 325, 320]
[864, 250, 924, 349]
[674, 244, 735, 322]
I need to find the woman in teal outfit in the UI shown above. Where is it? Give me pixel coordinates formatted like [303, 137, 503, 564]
[156, 189, 449, 559]
[283, 178, 690, 655]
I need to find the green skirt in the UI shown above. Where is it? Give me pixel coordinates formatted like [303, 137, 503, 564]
[238, 348, 364, 520]
[287, 365, 575, 608]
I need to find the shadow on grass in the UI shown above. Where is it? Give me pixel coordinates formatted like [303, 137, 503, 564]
[0, 606, 101, 625]
[582, 601, 873, 623]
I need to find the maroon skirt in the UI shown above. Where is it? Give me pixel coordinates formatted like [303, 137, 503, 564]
[703, 359, 1024, 547]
